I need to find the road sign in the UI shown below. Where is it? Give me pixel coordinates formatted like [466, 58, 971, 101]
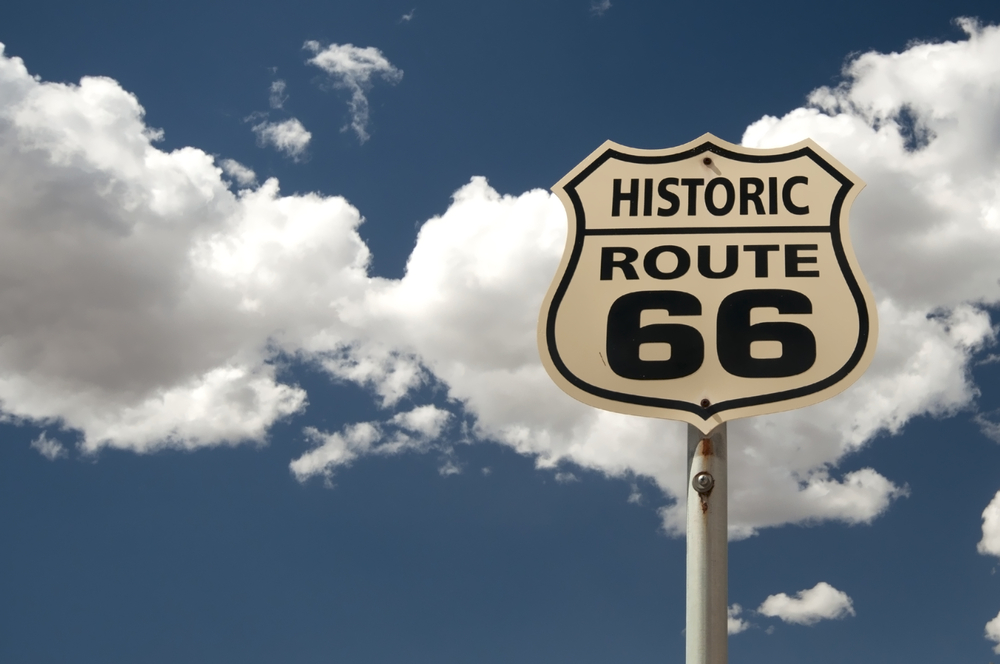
[538, 133, 878, 433]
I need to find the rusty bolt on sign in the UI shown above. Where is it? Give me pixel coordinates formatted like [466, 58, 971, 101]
[692, 472, 715, 494]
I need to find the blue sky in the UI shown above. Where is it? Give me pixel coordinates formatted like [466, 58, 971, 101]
[3, 1, 1000, 662]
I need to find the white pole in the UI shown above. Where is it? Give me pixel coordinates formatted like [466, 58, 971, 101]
[685, 423, 728, 664]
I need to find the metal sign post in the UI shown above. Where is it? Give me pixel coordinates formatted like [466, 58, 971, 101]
[686, 423, 727, 664]
[537, 134, 877, 664]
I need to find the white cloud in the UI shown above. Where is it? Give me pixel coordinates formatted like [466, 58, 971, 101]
[321, 346, 424, 407]
[728, 604, 750, 635]
[289, 405, 451, 483]
[590, 0, 611, 16]
[251, 118, 311, 159]
[303, 41, 402, 143]
[269, 80, 287, 109]
[30, 432, 66, 460]
[987, 609, 1000, 653]
[979, 490, 1000, 558]
[218, 158, 256, 187]
[757, 582, 855, 625]
[390, 404, 451, 439]
[290, 422, 381, 484]
[400, 9, 416, 23]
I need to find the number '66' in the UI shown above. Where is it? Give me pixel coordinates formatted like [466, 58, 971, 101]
[606, 289, 817, 380]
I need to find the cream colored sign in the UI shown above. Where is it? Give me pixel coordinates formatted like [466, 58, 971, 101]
[538, 134, 878, 433]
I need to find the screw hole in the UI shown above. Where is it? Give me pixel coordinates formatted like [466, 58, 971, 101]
[702, 157, 712, 165]
[700, 398, 711, 408]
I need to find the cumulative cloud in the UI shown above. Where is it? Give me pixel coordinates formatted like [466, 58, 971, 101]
[251, 118, 311, 159]
[2, 21, 1000, 537]
[987, 610, 1000, 654]
[757, 582, 855, 625]
[303, 41, 402, 143]
[979, 490, 1000, 557]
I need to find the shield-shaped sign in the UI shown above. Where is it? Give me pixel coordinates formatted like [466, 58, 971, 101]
[538, 134, 878, 432]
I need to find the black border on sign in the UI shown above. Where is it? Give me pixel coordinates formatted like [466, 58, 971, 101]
[544, 140, 869, 422]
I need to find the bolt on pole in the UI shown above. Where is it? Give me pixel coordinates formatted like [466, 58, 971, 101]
[686, 423, 728, 664]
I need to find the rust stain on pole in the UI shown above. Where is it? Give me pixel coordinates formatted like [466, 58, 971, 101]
[698, 438, 715, 513]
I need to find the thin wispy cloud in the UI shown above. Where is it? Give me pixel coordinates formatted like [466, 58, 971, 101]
[269, 80, 288, 109]
[976, 411, 1000, 443]
[400, 8, 416, 23]
[303, 41, 403, 143]
[627, 482, 642, 504]
[590, 0, 612, 16]
[30, 432, 67, 460]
